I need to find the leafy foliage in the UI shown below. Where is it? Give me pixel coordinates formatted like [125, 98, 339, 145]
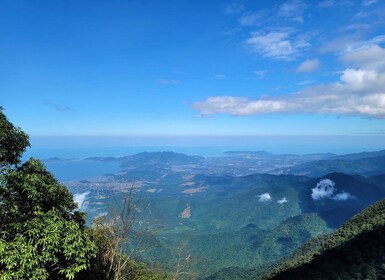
[0, 109, 96, 279]
[0, 107, 30, 167]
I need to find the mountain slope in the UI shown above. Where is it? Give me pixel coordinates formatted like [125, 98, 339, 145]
[264, 197, 385, 280]
[329, 149, 385, 160]
[289, 155, 385, 177]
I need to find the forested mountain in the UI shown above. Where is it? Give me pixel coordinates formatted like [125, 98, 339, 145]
[263, 197, 385, 280]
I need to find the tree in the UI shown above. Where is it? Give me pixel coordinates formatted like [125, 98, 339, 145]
[0, 108, 96, 279]
[88, 186, 170, 280]
[0, 107, 30, 168]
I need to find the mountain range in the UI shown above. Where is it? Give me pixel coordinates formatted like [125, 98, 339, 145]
[61, 149, 385, 278]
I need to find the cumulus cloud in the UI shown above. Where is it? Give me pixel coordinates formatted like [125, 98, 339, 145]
[73, 191, 90, 210]
[341, 44, 385, 71]
[245, 31, 310, 61]
[311, 179, 336, 200]
[311, 179, 353, 201]
[192, 43, 385, 118]
[277, 197, 288, 204]
[258, 193, 272, 202]
[297, 58, 320, 72]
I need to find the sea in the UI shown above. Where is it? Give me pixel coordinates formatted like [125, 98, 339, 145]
[23, 133, 385, 182]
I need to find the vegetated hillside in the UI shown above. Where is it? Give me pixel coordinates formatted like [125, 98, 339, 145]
[203, 172, 385, 280]
[365, 173, 385, 190]
[263, 197, 385, 280]
[289, 155, 385, 177]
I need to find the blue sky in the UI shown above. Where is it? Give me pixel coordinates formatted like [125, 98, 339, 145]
[1, 0, 385, 149]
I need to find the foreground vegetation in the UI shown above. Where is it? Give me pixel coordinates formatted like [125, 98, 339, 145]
[0, 108, 167, 280]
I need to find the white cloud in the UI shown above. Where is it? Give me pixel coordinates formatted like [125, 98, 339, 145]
[311, 179, 354, 201]
[321, 35, 385, 54]
[74, 191, 90, 210]
[193, 43, 385, 118]
[319, 36, 360, 54]
[245, 31, 310, 61]
[341, 44, 385, 71]
[277, 197, 288, 204]
[311, 179, 335, 200]
[333, 191, 354, 201]
[297, 58, 320, 72]
[341, 24, 370, 32]
[157, 79, 181, 85]
[278, 0, 306, 23]
[258, 193, 272, 202]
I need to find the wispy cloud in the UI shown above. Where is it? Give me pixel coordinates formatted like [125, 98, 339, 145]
[238, 10, 269, 26]
[194, 40, 385, 118]
[297, 58, 320, 72]
[295, 79, 317, 85]
[254, 70, 267, 77]
[224, 3, 245, 15]
[156, 79, 181, 85]
[278, 0, 307, 23]
[362, 0, 377, 6]
[317, 0, 355, 8]
[214, 74, 226, 80]
[42, 102, 73, 112]
[245, 31, 310, 61]
[317, 0, 335, 8]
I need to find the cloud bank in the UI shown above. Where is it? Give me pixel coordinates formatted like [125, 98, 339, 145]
[277, 197, 288, 204]
[311, 179, 353, 201]
[193, 42, 385, 118]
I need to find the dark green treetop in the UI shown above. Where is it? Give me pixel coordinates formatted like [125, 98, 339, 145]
[0, 107, 30, 167]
